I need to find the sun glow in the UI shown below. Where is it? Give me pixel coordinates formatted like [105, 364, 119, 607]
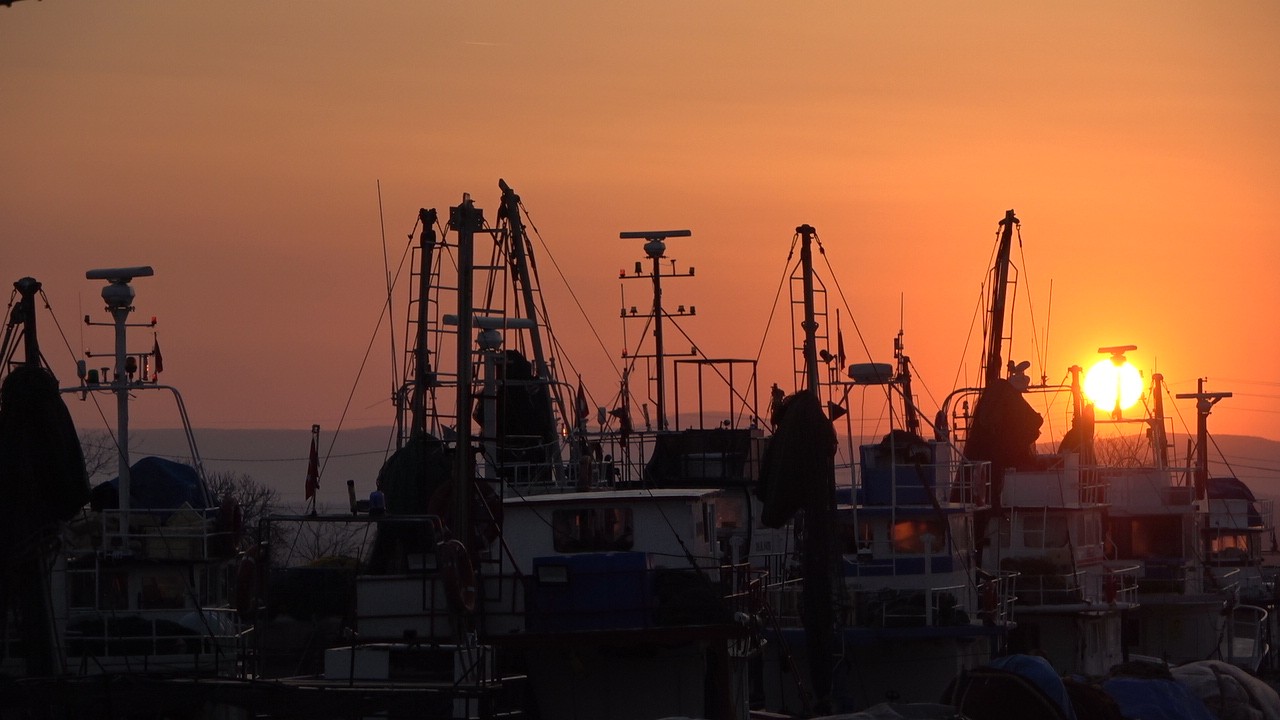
[1083, 358, 1144, 414]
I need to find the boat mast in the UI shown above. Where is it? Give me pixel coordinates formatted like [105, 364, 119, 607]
[86, 266, 154, 534]
[498, 179, 562, 452]
[797, 225, 823, 397]
[8, 277, 61, 676]
[449, 197, 480, 543]
[408, 207, 438, 444]
[14, 278, 42, 370]
[619, 229, 692, 431]
[894, 330, 921, 437]
[1150, 372, 1170, 470]
[983, 210, 1019, 388]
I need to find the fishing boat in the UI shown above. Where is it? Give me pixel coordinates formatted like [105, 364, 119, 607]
[249, 184, 766, 719]
[0, 269, 247, 716]
[743, 225, 1015, 715]
[1104, 370, 1272, 671]
[937, 211, 1141, 677]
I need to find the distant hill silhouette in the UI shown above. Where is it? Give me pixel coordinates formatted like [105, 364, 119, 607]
[89, 427, 1280, 514]
[86, 426, 396, 512]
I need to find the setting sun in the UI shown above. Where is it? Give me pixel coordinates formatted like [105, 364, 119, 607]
[1083, 358, 1145, 414]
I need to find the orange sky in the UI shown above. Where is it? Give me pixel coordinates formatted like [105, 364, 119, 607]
[3, 2, 1279, 447]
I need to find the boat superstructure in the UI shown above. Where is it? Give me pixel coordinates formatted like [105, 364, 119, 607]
[253, 184, 764, 720]
[0, 268, 246, 716]
[939, 211, 1140, 677]
[1104, 371, 1272, 671]
[750, 225, 1013, 714]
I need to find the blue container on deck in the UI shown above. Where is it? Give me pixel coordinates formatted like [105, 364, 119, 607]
[861, 445, 935, 506]
[527, 552, 653, 632]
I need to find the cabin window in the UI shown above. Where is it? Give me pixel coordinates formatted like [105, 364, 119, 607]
[1022, 515, 1069, 549]
[892, 519, 945, 554]
[1077, 514, 1101, 548]
[139, 572, 187, 609]
[67, 569, 98, 610]
[1209, 533, 1259, 563]
[1112, 516, 1184, 558]
[98, 570, 130, 611]
[839, 518, 878, 554]
[949, 514, 973, 555]
[552, 508, 635, 553]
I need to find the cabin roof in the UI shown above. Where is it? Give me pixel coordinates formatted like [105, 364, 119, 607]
[504, 487, 723, 506]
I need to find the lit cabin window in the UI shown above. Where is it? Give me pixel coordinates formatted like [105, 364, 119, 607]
[552, 508, 635, 553]
[1209, 533, 1258, 563]
[892, 519, 945, 554]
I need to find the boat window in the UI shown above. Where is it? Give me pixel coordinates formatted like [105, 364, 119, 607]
[892, 519, 945, 554]
[948, 514, 972, 554]
[1113, 516, 1184, 558]
[1209, 533, 1259, 563]
[1077, 514, 1101, 548]
[67, 569, 97, 610]
[839, 518, 878, 554]
[139, 572, 187, 609]
[1022, 515, 1070, 549]
[552, 508, 635, 553]
[98, 570, 130, 611]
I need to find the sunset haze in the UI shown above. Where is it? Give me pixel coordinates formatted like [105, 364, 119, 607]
[3, 1, 1278, 455]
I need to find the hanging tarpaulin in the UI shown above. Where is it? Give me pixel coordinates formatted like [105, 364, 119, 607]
[756, 391, 836, 529]
[0, 365, 89, 525]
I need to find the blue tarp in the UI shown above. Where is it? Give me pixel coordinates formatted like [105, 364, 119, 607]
[1103, 677, 1216, 720]
[94, 456, 211, 512]
[987, 655, 1077, 720]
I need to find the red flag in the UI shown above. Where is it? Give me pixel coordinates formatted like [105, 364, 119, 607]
[152, 336, 164, 375]
[304, 436, 319, 501]
[575, 377, 589, 427]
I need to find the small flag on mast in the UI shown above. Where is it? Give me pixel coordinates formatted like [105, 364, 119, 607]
[575, 376, 589, 428]
[152, 335, 164, 375]
[304, 433, 320, 502]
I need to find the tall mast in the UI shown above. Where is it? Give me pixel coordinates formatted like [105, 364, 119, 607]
[14, 277, 42, 369]
[1150, 372, 1170, 470]
[498, 179, 561, 449]
[984, 209, 1019, 388]
[8, 277, 59, 675]
[797, 224, 822, 397]
[409, 207, 438, 443]
[449, 196, 481, 543]
[86, 266, 155, 531]
[894, 330, 921, 437]
[619, 229, 693, 431]
[1177, 378, 1231, 500]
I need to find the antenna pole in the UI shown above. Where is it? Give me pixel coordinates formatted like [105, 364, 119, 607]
[82, 267, 153, 548]
[619, 229, 693, 431]
[1176, 378, 1231, 500]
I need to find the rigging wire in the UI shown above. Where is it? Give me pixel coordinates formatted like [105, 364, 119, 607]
[520, 200, 620, 378]
[377, 180, 399, 416]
